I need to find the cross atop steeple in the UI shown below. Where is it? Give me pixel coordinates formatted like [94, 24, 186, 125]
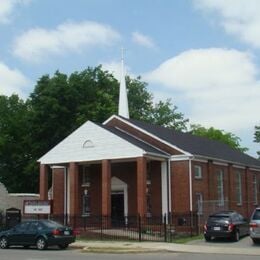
[118, 48, 129, 119]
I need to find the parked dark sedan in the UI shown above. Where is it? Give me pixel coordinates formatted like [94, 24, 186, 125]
[0, 219, 76, 250]
[204, 211, 249, 242]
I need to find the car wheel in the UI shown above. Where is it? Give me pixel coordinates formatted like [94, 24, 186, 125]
[36, 237, 47, 250]
[204, 235, 211, 242]
[233, 230, 240, 242]
[58, 244, 69, 249]
[0, 237, 9, 249]
[252, 238, 260, 244]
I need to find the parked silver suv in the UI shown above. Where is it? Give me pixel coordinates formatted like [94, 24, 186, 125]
[250, 207, 260, 244]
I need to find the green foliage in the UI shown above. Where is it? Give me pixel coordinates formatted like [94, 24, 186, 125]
[254, 125, 260, 158]
[0, 66, 189, 192]
[0, 95, 35, 192]
[147, 99, 189, 131]
[190, 124, 248, 153]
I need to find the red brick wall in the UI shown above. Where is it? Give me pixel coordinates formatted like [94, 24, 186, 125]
[81, 164, 102, 216]
[51, 158, 260, 219]
[52, 168, 65, 215]
[171, 161, 190, 212]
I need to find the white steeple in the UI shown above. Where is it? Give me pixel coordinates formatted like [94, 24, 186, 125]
[118, 48, 129, 119]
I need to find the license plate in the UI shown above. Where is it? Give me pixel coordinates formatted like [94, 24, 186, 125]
[64, 231, 70, 235]
[213, 227, 221, 231]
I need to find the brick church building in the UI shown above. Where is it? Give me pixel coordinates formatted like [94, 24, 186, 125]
[38, 59, 260, 223]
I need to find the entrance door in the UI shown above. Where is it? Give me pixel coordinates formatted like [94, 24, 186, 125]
[111, 192, 124, 226]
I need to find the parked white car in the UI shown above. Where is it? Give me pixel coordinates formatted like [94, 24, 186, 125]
[249, 207, 260, 244]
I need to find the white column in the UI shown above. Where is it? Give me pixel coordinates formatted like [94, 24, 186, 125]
[161, 161, 168, 217]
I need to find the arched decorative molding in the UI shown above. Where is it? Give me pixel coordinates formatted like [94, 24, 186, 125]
[82, 140, 94, 148]
[111, 176, 128, 217]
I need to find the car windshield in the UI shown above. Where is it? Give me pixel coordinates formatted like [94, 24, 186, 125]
[252, 209, 260, 220]
[208, 215, 230, 224]
[42, 220, 64, 228]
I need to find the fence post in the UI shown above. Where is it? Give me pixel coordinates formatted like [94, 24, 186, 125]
[138, 215, 142, 242]
[164, 214, 167, 242]
[190, 211, 193, 237]
[100, 216, 103, 240]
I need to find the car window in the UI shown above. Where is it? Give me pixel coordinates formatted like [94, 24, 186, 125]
[232, 214, 240, 222]
[237, 214, 245, 221]
[15, 222, 30, 231]
[208, 216, 230, 224]
[252, 209, 260, 220]
[41, 220, 63, 228]
[29, 222, 44, 231]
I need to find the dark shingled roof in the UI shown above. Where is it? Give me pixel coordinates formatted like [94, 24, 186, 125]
[100, 124, 169, 157]
[118, 117, 260, 168]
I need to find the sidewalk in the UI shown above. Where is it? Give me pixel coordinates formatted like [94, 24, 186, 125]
[72, 240, 260, 255]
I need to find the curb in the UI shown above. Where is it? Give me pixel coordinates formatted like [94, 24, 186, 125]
[71, 240, 260, 256]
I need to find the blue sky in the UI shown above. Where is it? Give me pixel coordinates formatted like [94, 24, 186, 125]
[0, 0, 260, 157]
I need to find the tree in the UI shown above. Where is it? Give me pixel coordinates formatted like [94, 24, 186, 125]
[254, 125, 260, 158]
[0, 95, 34, 192]
[0, 66, 189, 192]
[147, 99, 189, 131]
[190, 124, 248, 153]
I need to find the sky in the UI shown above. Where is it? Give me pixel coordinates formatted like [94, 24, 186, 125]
[0, 0, 259, 157]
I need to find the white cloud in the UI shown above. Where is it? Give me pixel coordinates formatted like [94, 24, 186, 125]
[194, 0, 260, 48]
[0, 0, 32, 24]
[144, 48, 260, 132]
[132, 31, 156, 49]
[13, 21, 121, 63]
[0, 62, 31, 98]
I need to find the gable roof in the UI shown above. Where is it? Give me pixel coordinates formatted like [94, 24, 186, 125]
[101, 125, 169, 158]
[106, 116, 260, 168]
[38, 120, 169, 165]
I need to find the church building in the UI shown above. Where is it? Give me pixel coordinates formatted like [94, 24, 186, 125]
[38, 58, 260, 223]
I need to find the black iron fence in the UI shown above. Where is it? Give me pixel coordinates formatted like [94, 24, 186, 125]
[0, 212, 199, 242]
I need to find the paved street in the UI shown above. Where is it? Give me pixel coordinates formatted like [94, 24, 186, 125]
[0, 248, 259, 260]
[0, 236, 259, 260]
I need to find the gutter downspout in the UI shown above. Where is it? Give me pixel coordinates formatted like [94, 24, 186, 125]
[188, 158, 193, 212]
[188, 157, 194, 234]
[64, 166, 68, 226]
[167, 158, 172, 224]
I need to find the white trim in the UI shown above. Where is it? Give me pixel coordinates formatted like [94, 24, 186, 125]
[249, 168, 260, 172]
[111, 177, 128, 217]
[193, 155, 260, 170]
[192, 158, 208, 163]
[233, 165, 246, 170]
[161, 162, 168, 218]
[144, 152, 170, 160]
[103, 115, 192, 156]
[67, 168, 70, 217]
[64, 167, 68, 223]
[51, 166, 66, 169]
[194, 165, 202, 179]
[167, 159, 172, 214]
[189, 158, 193, 212]
[213, 161, 229, 166]
[9, 193, 39, 197]
[171, 155, 191, 161]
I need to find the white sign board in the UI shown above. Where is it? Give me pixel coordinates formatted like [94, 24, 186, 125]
[24, 200, 51, 214]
